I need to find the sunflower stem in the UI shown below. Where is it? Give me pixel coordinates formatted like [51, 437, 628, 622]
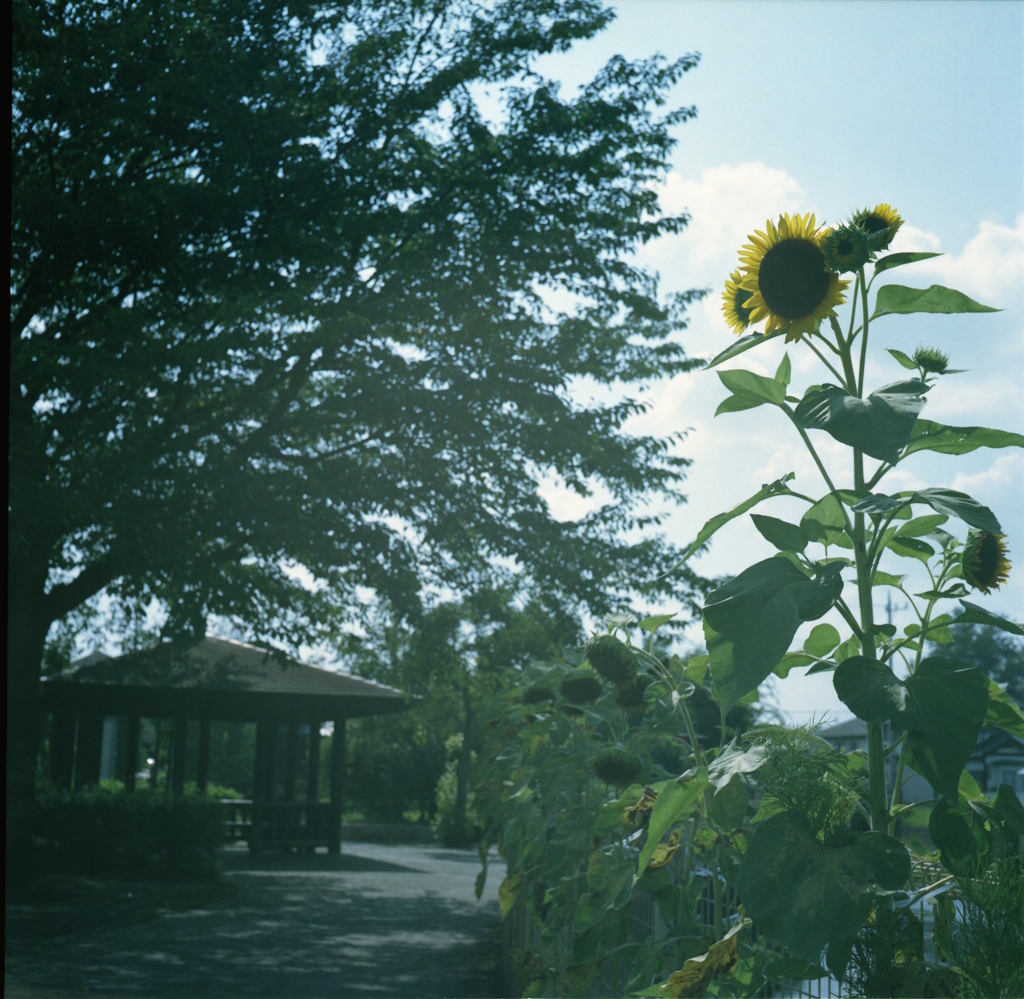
[857, 267, 871, 395]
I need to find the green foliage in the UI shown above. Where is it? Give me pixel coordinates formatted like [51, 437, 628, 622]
[32, 785, 225, 875]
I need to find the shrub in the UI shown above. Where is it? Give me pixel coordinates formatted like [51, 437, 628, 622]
[32, 784, 225, 875]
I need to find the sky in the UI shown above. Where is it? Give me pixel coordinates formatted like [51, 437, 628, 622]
[534, 0, 1024, 725]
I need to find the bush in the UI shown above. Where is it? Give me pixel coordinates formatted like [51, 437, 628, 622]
[33, 785, 225, 875]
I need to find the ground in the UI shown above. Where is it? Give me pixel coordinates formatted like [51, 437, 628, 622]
[6, 841, 507, 999]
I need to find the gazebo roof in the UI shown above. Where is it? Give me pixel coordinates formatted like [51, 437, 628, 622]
[41, 636, 410, 722]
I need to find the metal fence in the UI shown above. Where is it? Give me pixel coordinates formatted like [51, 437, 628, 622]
[502, 859, 955, 998]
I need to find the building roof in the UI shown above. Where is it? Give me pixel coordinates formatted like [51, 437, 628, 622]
[41, 636, 409, 722]
[818, 717, 869, 741]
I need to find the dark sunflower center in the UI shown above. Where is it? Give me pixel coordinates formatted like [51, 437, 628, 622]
[758, 239, 829, 319]
[835, 233, 859, 258]
[733, 286, 753, 323]
[859, 214, 887, 235]
[975, 533, 1001, 585]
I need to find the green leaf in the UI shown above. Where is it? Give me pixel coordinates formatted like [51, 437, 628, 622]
[887, 348, 919, 370]
[928, 801, 993, 877]
[984, 677, 1024, 738]
[638, 769, 709, 876]
[736, 813, 910, 963]
[901, 419, 1024, 459]
[775, 352, 792, 387]
[577, 851, 636, 931]
[804, 623, 841, 658]
[800, 493, 852, 549]
[872, 283, 1001, 318]
[639, 613, 676, 634]
[835, 656, 988, 799]
[852, 492, 914, 516]
[831, 635, 861, 666]
[913, 487, 1002, 534]
[951, 600, 1024, 636]
[751, 514, 808, 554]
[794, 380, 928, 465]
[773, 651, 816, 678]
[684, 654, 709, 687]
[704, 328, 789, 369]
[872, 251, 944, 275]
[704, 559, 844, 713]
[872, 571, 906, 588]
[660, 474, 796, 575]
[887, 536, 935, 563]
[895, 515, 947, 537]
[716, 368, 787, 414]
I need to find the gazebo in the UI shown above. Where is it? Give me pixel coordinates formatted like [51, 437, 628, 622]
[40, 636, 410, 853]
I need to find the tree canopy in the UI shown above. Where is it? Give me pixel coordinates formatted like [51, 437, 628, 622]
[9, 0, 705, 868]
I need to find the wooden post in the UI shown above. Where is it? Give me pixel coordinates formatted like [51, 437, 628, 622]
[197, 718, 211, 793]
[284, 722, 298, 801]
[124, 715, 141, 792]
[328, 718, 346, 854]
[50, 708, 75, 788]
[252, 720, 269, 854]
[75, 713, 103, 788]
[306, 722, 321, 803]
[171, 717, 188, 793]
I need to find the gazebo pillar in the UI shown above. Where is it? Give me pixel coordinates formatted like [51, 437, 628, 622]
[197, 719, 211, 793]
[284, 723, 299, 801]
[50, 709, 76, 788]
[170, 717, 188, 793]
[306, 722, 321, 802]
[124, 715, 141, 791]
[75, 713, 103, 787]
[328, 718, 346, 854]
[252, 720, 271, 854]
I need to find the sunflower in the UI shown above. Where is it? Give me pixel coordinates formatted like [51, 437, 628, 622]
[593, 749, 644, 787]
[823, 225, 871, 273]
[738, 213, 849, 342]
[584, 634, 638, 687]
[962, 529, 1011, 594]
[851, 203, 903, 251]
[722, 269, 754, 334]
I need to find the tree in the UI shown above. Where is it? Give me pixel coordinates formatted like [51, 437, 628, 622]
[930, 623, 1024, 703]
[10, 0, 704, 872]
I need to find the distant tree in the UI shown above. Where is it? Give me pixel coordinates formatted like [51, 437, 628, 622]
[10, 0, 704, 872]
[930, 623, 1024, 703]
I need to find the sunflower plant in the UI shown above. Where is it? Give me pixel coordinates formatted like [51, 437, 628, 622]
[638, 204, 1024, 993]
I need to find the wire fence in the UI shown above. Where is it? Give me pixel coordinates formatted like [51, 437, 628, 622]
[502, 858, 956, 998]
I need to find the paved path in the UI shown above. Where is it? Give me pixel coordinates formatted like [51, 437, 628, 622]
[6, 843, 508, 999]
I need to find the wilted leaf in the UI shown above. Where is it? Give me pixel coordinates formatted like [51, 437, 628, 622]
[499, 872, 525, 918]
[638, 770, 708, 876]
[661, 919, 749, 998]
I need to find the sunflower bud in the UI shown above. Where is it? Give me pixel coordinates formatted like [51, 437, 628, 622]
[559, 674, 604, 705]
[823, 225, 871, 273]
[593, 749, 644, 786]
[961, 529, 1011, 594]
[584, 634, 638, 687]
[521, 684, 554, 706]
[851, 203, 903, 251]
[913, 346, 950, 374]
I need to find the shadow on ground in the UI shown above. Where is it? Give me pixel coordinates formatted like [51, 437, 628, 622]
[6, 842, 507, 999]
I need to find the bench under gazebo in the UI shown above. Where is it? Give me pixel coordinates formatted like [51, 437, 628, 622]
[40, 636, 410, 853]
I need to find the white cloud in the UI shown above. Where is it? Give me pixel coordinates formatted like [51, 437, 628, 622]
[888, 215, 1024, 304]
[950, 451, 1024, 496]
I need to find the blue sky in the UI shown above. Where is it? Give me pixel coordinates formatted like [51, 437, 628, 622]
[535, 0, 1024, 723]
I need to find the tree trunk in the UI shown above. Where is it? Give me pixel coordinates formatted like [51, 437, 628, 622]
[6, 545, 52, 893]
[453, 692, 475, 847]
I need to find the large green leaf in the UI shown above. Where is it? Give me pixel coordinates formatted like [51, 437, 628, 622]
[751, 513, 808, 554]
[951, 600, 1024, 636]
[638, 770, 708, 876]
[914, 487, 1002, 533]
[871, 283, 1001, 318]
[800, 493, 852, 549]
[660, 474, 796, 575]
[704, 559, 844, 713]
[576, 851, 637, 931]
[872, 251, 943, 275]
[794, 380, 928, 464]
[715, 368, 786, 415]
[834, 656, 988, 799]
[704, 328, 789, 369]
[901, 419, 1024, 459]
[984, 677, 1024, 738]
[736, 813, 910, 963]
